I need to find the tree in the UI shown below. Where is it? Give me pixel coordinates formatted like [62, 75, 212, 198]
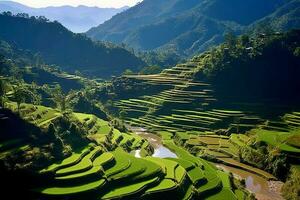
[224, 32, 237, 48]
[13, 83, 40, 114]
[0, 79, 7, 108]
[255, 21, 274, 35]
[37, 16, 49, 22]
[0, 54, 4, 63]
[52, 84, 67, 111]
[294, 47, 300, 57]
[74, 70, 83, 77]
[16, 13, 29, 19]
[239, 34, 250, 47]
[2, 11, 12, 16]
[139, 66, 161, 75]
[123, 69, 134, 75]
[9, 65, 22, 80]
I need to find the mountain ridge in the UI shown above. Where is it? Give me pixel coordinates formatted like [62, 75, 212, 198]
[0, 1, 128, 32]
[0, 13, 145, 78]
[86, 0, 300, 56]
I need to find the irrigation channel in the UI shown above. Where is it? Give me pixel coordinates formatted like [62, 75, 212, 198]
[128, 126, 284, 200]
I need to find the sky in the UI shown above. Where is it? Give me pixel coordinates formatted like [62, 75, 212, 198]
[1, 0, 142, 8]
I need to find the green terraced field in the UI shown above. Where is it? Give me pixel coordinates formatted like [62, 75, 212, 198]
[9, 62, 299, 200]
[254, 129, 300, 153]
[41, 145, 93, 173]
[36, 133, 241, 200]
[74, 113, 111, 135]
[6, 102, 62, 128]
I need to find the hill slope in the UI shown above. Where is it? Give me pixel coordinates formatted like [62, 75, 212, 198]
[0, 1, 128, 33]
[0, 13, 145, 77]
[97, 31, 300, 199]
[86, 0, 300, 56]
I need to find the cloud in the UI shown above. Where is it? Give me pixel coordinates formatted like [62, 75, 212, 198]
[5, 0, 142, 8]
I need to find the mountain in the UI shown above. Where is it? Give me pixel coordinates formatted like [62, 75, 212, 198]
[0, 1, 128, 33]
[249, 0, 300, 32]
[0, 13, 145, 77]
[86, 0, 300, 56]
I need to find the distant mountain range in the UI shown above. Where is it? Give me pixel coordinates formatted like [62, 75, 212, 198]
[0, 1, 128, 33]
[86, 0, 300, 56]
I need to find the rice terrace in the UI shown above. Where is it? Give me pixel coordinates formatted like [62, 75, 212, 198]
[0, 0, 300, 200]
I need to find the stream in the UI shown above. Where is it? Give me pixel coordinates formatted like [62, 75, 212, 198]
[129, 126, 177, 158]
[215, 164, 284, 200]
[128, 126, 284, 200]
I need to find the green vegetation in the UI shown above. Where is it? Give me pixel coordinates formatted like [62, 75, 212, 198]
[254, 129, 300, 153]
[89, 30, 300, 200]
[282, 165, 300, 200]
[1, 9, 300, 200]
[0, 13, 145, 78]
[87, 0, 300, 57]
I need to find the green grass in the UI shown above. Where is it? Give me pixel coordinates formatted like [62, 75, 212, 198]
[144, 157, 177, 180]
[100, 177, 159, 199]
[235, 189, 246, 200]
[174, 164, 187, 183]
[97, 125, 111, 135]
[186, 167, 206, 186]
[217, 171, 231, 189]
[200, 149, 230, 158]
[198, 175, 222, 195]
[166, 158, 195, 171]
[230, 134, 247, 147]
[175, 132, 190, 141]
[41, 146, 92, 173]
[55, 165, 102, 181]
[158, 131, 173, 140]
[74, 113, 110, 134]
[111, 129, 123, 144]
[40, 178, 106, 196]
[7, 102, 61, 128]
[107, 154, 146, 182]
[254, 129, 300, 153]
[163, 140, 202, 167]
[205, 188, 237, 200]
[93, 152, 115, 166]
[286, 134, 300, 148]
[145, 179, 177, 194]
[132, 158, 163, 181]
[55, 147, 102, 176]
[55, 152, 114, 181]
[105, 149, 132, 177]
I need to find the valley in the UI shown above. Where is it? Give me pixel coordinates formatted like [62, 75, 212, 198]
[0, 1, 300, 200]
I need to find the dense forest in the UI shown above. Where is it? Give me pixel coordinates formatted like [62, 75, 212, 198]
[87, 0, 300, 56]
[0, 12, 145, 78]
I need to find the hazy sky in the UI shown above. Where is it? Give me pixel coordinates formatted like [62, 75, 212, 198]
[2, 0, 142, 8]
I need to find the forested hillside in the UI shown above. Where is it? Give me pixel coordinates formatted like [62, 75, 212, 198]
[87, 0, 300, 56]
[98, 30, 300, 199]
[0, 13, 145, 78]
